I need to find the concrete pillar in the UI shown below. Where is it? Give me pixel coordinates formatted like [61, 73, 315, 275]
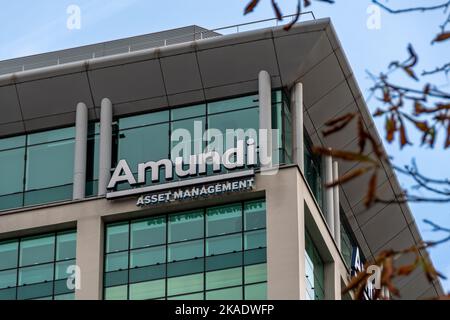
[261, 168, 306, 299]
[258, 70, 272, 169]
[325, 155, 335, 237]
[324, 262, 342, 300]
[333, 161, 341, 250]
[98, 98, 113, 196]
[291, 83, 304, 173]
[75, 216, 104, 300]
[73, 102, 88, 200]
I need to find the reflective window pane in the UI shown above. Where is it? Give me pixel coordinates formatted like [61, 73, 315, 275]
[130, 246, 165, 268]
[171, 104, 206, 121]
[168, 240, 203, 262]
[129, 279, 165, 300]
[55, 259, 75, 280]
[27, 127, 75, 145]
[0, 241, 18, 270]
[119, 111, 169, 130]
[207, 204, 242, 237]
[244, 230, 266, 250]
[20, 235, 55, 266]
[206, 286, 242, 300]
[168, 211, 204, 242]
[131, 217, 165, 249]
[105, 285, 128, 300]
[0, 135, 26, 151]
[245, 283, 267, 300]
[25, 139, 74, 191]
[208, 95, 258, 114]
[105, 252, 128, 272]
[244, 263, 267, 284]
[168, 273, 203, 297]
[244, 200, 266, 231]
[106, 223, 129, 253]
[206, 234, 242, 256]
[18, 264, 54, 285]
[0, 269, 17, 289]
[56, 231, 76, 261]
[0, 147, 25, 196]
[206, 267, 242, 290]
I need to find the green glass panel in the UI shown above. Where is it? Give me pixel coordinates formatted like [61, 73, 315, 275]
[129, 279, 165, 300]
[25, 139, 74, 190]
[207, 108, 259, 146]
[104, 285, 128, 300]
[119, 111, 169, 130]
[170, 117, 205, 160]
[55, 259, 76, 280]
[54, 293, 75, 300]
[20, 234, 55, 266]
[168, 292, 203, 300]
[130, 245, 165, 268]
[167, 273, 203, 296]
[0, 135, 26, 151]
[245, 283, 267, 300]
[104, 270, 128, 287]
[0, 287, 16, 300]
[244, 230, 266, 250]
[23, 184, 72, 207]
[86, 131, 99, 183]
[206, 234, 242, 256]
[0, 269, 17, 289]
[244, 263, 267, 284]
[18, 264, 54, 285]
[0, 193, 23, 211]
[0, 147, 25, 196]
[244, 200, 266, 231]
[0, 240, 18, 270]
[17, 282, 53, 300]
[106, 223, 129, 253]
[27, 127, 75, 146]
[206, 267, 242, 290]
[168, 210, 204, 242]
[168, 239, 203, 262]
[206, 204, 242, 236]
[56, 231, 76, 260]
[206, 252, 242, 272]
[206, 286, 242, 300]
[118, 123, 169, 172]
[105, 252, 128, 272]
[171, 104, 206, 121]
[131, 216, 166, 249]
[208, 95, 258, 114]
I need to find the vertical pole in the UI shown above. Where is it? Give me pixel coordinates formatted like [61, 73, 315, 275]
[291, 83, 304, 173]
[98, 98, 113, 196]
[325, 154, 335, 237]
[258, 70, 272, 170]
[333, 161, 341, 250]
[73, 102, 88, 200]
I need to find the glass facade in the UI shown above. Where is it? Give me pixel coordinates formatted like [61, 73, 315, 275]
[0, 230, 76, 300]
[103, 199, 267, 300]
[305, 230, 324, 300]
[0, 127, 75, 211]
[111, 91, 292, 190]
[304, 131, 324, 211]
[341, 210, 357, 269]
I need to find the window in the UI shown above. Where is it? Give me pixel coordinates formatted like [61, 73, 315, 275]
[0, 230, 76, 300]
[304, 132, 324, 211]
[305, 231, 325, 300]
[340, 210, 358, 269]
[103, 199, 267, 300]
[0, 127, 75, 211]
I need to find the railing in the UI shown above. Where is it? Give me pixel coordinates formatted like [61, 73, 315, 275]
[0, 12, 315, 76]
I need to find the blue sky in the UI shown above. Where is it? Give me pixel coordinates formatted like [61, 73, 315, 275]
[1, 0, 449, 293]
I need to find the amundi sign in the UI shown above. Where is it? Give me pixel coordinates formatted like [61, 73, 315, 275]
[106, 139, 258, 200]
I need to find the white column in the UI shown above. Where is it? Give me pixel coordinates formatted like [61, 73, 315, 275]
[98, 98, 113, 196]
[73, 102, 88, 200]
[333, 161, 341, 250]
[291, 82, 304, 173]
[325, 155, 335, 237]
[258, 70, 272, 170]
